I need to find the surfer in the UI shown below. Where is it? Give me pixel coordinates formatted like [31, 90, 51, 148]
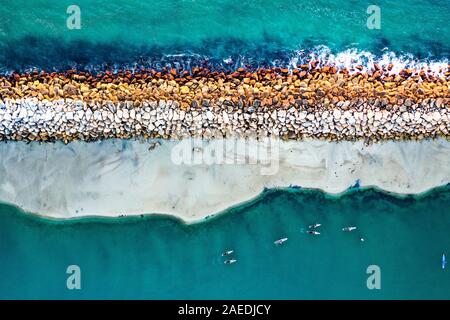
[222, 250, 234, 257]
[274, 238, 288, 246]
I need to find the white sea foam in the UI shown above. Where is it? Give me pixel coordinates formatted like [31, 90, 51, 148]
[294, 45, 449, 76]
[2, 45, 448, 77]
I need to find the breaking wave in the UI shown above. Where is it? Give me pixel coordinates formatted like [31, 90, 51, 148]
[1, 44, 448, 77]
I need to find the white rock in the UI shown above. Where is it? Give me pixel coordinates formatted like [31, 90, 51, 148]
[401, 112, 410, 122]
[432, 112, 441, 122]
[271, 110, 277, 121]
[66, 112, 74, 121]
[348, 116, 356, 125]
[18, 108, 28, 119]
[222, 112, 230, 124]
[2, 113, 11, 122]
[206, 111, 214, 121]
[43, 110, 53, 121]
[299, 111, 307, 120]
[85, 109, 93, 121]
[94, 110, 102, 121]
[343, 111, 352, 119]
[76, 110, 84, 120]
[333, 109, 341, 120]
[422, 113, 432, 122]
[374, 111, 382, 121]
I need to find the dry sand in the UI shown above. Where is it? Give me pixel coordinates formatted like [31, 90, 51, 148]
[0, 138, 449, 223]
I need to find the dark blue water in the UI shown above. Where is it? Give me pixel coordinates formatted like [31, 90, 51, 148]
[0, 0, 449, 72]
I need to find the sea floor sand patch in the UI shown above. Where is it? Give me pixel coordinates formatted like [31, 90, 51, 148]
[0, 138, 449, 223]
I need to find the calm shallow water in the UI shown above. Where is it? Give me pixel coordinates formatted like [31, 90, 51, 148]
[0, 187, 449, 299]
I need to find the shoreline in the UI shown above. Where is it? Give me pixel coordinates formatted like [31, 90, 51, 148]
[2, 184, 450, 226]
[0, 138, 449, 223]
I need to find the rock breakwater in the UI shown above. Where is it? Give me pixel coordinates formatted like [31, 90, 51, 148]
[0, 64, 448, 142]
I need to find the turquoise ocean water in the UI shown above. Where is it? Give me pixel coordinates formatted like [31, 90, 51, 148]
[0, 0, 449, 71]
[0, 187, 449, 299]
[0, 1, 449, 299]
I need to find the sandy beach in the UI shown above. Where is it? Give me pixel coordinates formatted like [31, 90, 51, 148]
[0, 137, 449, 223]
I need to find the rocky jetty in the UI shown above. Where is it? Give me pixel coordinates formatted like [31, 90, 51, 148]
[0, 64, 448, 143]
